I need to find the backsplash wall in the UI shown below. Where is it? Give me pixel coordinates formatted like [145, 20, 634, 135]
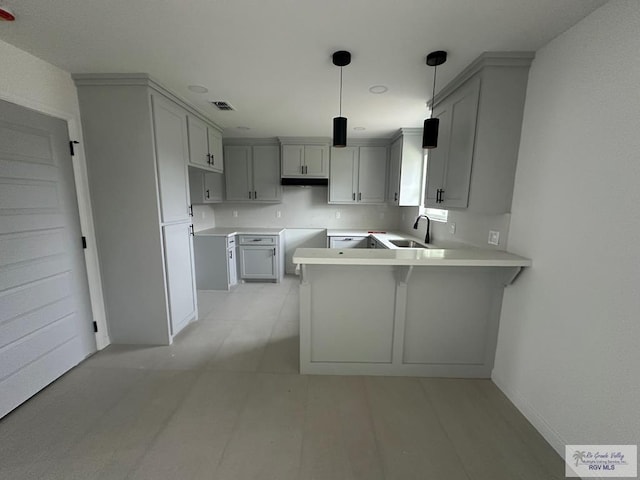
[209, 186, 403, 230]
[399, 206, 511, 250]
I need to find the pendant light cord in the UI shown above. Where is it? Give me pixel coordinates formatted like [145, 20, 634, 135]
[430, 65, 437, 119]
[339, 67, 343, 117]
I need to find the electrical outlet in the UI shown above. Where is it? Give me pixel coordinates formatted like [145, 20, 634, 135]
[232, 210, 238, 218]
[449, 222, 456, 235]
[276, 210, 281, 218]
[335, 211, 341, 219]
[488, 230, 500, 245]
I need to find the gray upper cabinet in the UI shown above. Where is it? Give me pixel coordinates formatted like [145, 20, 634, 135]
[329, 145, 387, 204]
[189, 167, 224, 204]
[281, 144, 329, 178]
[73, 73, 201, 344]
[187, 114, 224, 173]
[207, 127, 224, 173]
[424, 52, 534, 213]
[425, 77, 480, 209]
[387, 129, 424, 206]
[152, 95, 191, 223]
[224, 144, 281, 203]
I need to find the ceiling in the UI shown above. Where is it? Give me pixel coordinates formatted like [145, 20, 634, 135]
[0, 0, 607, 139]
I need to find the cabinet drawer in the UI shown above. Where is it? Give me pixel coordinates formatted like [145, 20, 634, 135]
[239, 235, 276, 245]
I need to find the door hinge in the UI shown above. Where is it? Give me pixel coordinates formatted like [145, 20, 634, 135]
[82, 236, 87, 249]
[93, 321, 98, 333]
[69, 140, 80, 156]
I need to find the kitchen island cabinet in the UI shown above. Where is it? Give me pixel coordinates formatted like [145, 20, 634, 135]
[293, 247, 530, 377]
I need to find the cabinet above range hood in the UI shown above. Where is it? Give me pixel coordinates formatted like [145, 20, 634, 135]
[281, 177, 328, 186]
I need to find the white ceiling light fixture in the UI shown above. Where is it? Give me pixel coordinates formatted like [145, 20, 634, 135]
[187, 85, 209, 94]
[369, 85, 388, 94]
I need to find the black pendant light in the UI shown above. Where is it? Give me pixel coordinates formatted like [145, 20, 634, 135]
[423, 50, 447, 149]
[332, 50, 351, 148]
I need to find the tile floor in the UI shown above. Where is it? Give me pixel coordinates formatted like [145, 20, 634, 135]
[0, 276, 565, 479]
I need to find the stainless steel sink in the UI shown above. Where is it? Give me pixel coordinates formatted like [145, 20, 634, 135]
[389, 239, 429, 249]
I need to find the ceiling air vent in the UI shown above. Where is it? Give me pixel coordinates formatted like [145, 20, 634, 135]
[211, 101, 235, 111]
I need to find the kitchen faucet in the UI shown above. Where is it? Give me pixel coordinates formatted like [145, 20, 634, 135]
[413, 214, 431, 244]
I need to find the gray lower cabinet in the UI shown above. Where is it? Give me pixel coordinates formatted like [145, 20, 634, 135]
[328, 236, 368, 248]
[238, 234, 283, 281]
[194, 235, 237, 290]
[74, 73, 198, 344]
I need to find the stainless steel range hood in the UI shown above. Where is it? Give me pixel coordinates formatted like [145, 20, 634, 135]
[281, 178, 328, 186]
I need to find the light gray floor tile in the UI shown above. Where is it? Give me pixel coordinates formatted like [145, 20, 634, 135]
[211, 373, 308, 480]
[365, 376, 471, 480]
[420, 378, 563, 480]
[259, 317, 299, 374]
[130, 371, 254, 480]
[299, 376, 384, 480]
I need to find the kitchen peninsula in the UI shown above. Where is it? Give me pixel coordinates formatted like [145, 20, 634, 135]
[293, 247, 531, 378]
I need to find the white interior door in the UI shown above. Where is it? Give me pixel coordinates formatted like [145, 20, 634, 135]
[0, 99, 96, 418]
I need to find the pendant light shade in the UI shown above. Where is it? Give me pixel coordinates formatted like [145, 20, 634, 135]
[333, 116, 348, 148]
[422, 118, 440, 149]
[423, 50, 447, 149]
[332, 50, 351, 148]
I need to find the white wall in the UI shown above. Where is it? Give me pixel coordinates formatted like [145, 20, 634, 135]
[493, 0, 640, 458]
[213, 186, 402, 230]
[0, 39, 109, 349]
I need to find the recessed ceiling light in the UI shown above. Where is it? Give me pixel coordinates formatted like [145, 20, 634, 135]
[353, 127, 366, 131]
[187, 85, 208, 94]
[369, 85, 388, 94]
[236, 126, 251, 130]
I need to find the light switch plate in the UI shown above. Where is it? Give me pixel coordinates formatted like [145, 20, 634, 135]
[488, 230, 500, 245]
[335, 211, 341, 219]
[276, 210, 281, 218]
[232, 210, 238, 218]
[449, 222, 456, 235]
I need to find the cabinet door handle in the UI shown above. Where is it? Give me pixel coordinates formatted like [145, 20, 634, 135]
[205, 189, 210, 199]
[352, 193, 355, 201]
[273, 247, 276, 256]
[438, 189, 445, 203]
[206, 153, 211, 164]
[254, 190, 257, 199]
[249, 191, 252, 199]
[188, 204, 193, 217]
[358, 192, 362, 201]
[394, 192, 398, 202]
[189, 224, 194, 236]
[300, 165, 304, 174]
[229, 250, 233, 259]
[210, 154, 214, 165]
[304, 165, 307, 174]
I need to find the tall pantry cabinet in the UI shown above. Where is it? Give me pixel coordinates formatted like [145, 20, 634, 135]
[73, 74, 206, 345]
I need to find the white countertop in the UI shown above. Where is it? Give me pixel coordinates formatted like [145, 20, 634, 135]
[195, 227, 286, 237]
[293, 247, 531, 267]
